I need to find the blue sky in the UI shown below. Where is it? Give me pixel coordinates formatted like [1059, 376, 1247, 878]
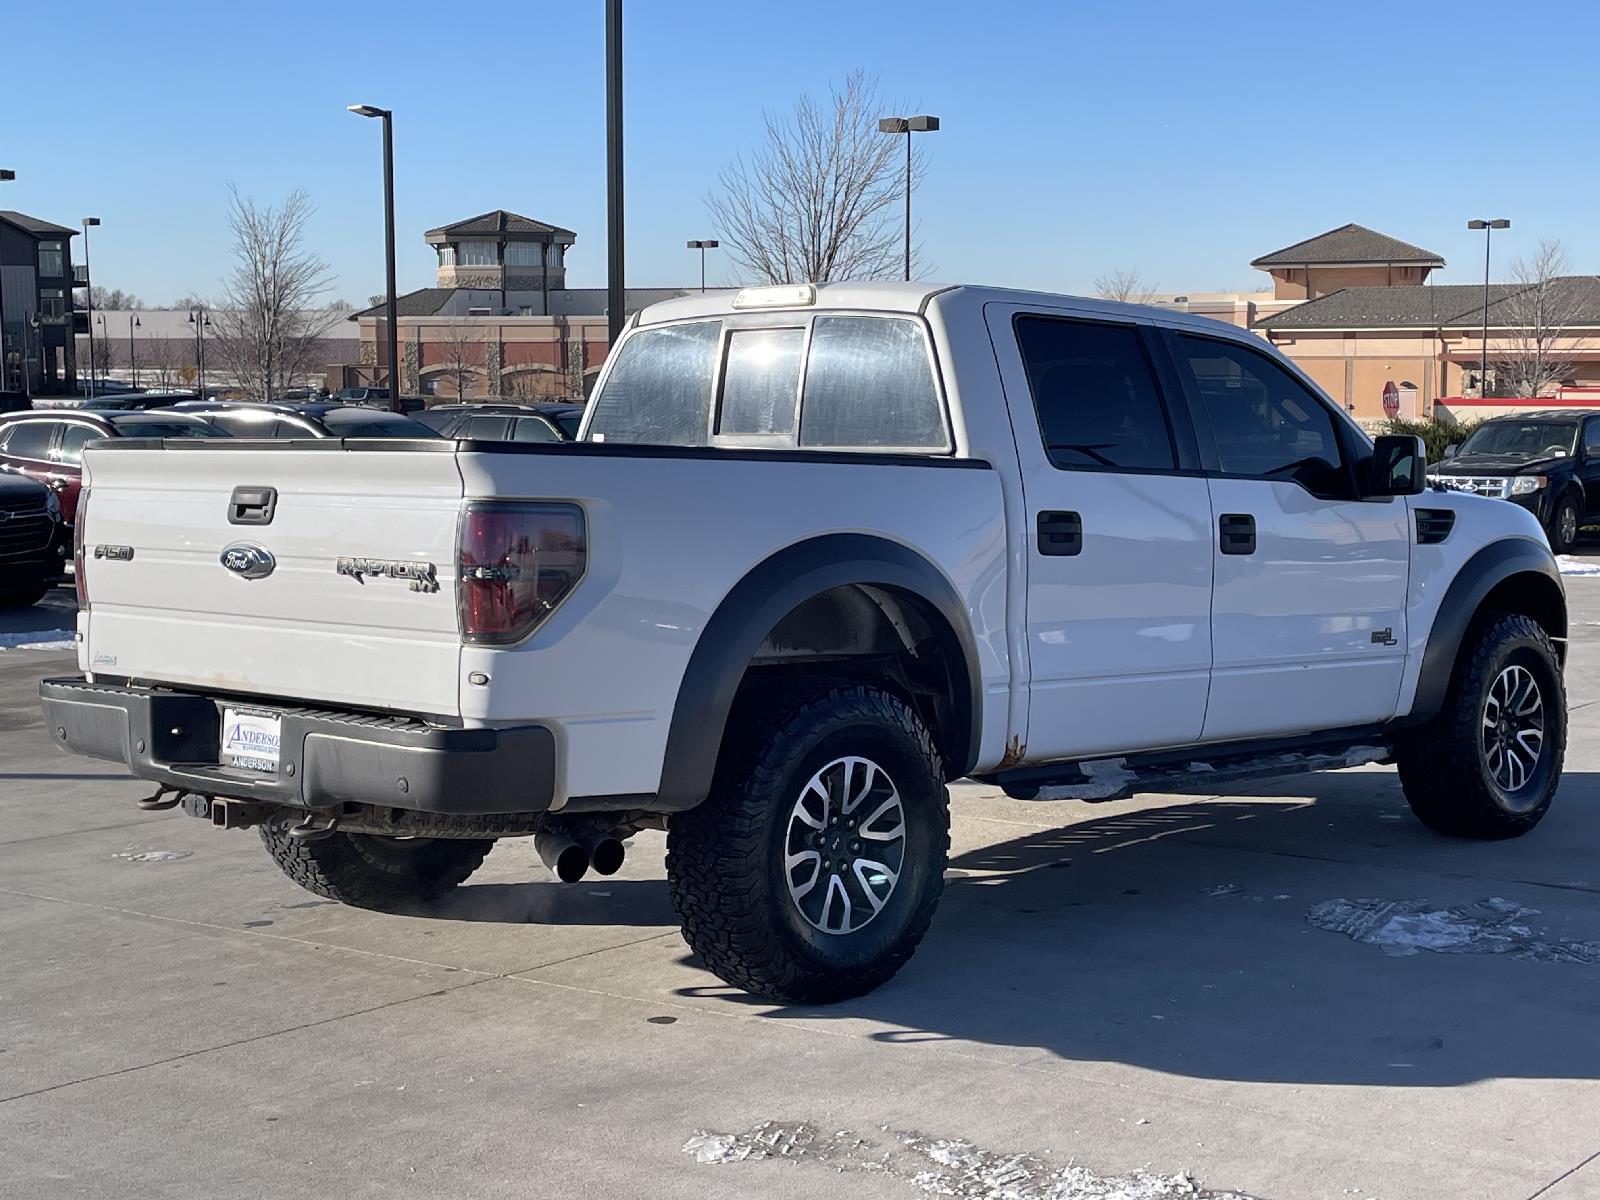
[5, 0, 1596, 305]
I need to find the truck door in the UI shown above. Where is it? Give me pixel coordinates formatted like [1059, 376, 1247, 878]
[1163, 331, 1410, 741]
[1579, 417, 1600, 520]
[985, 303, 1214, 760]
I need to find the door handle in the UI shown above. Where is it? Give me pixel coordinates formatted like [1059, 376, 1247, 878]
[1219, 513, 1256, 555]
[1037, 510, 1082, 557]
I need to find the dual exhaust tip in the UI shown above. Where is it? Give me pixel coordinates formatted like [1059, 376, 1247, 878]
[535, 824, 624, 884]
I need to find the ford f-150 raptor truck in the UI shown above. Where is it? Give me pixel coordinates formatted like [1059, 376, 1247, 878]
[42, 282, 1568, 1003]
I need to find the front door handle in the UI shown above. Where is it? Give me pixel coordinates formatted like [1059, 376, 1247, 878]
[1037, 510, 1082, 557]
[1219, 513, 1256, 555]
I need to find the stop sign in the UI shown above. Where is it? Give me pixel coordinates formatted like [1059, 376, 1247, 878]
[1382, 381, 1400, 418]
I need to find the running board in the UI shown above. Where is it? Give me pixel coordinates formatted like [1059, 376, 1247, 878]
[975, 735, 1393, 803]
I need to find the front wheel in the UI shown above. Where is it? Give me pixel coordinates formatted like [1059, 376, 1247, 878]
[1394, 612, 1565, 838]
[259, 827, 495, 910]
[667, 683, 949, 1004]
[1548, 495, 1580, 555]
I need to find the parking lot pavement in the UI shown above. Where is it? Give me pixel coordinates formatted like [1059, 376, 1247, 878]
[5, 576, 1600, 1200]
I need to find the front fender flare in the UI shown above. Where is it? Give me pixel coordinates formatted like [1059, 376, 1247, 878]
[653, 533, 981, 812]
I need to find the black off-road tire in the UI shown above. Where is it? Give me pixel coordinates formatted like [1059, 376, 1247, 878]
[1548, 494, 1580, 555]
[667, 682, 949, 1004]
[1394, 612, 1565, 838]
[259, 827, 495, 910]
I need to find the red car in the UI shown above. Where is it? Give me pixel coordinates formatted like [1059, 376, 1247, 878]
[0, 409, 226, 526]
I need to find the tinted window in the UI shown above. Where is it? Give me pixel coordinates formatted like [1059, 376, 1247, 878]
[718, 327, 803, 437]
[512, 417, 561, 443]
[412, 410, 461, 434]
[1, 421, 58, 460]
[111, 420, 227, 439]
[549, 412, 581, 439]
[800, 317, 946, 449]
[1586, 420, 1600, 456]
[460, 415, 512, 440]
[54, 423, 104, 464]
[318, 410, 434, 437]
[1015, 317, 1175, 470]
[587, 321, 721, 445]
[1174, 336, 1346, 498]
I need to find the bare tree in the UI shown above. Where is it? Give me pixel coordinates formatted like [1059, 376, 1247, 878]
[210, 186, 340, 399]
[1093, 268, 1162, 305]
[707, 71, 915, 284]
[90, 286, 145, 311]
[434, 317, 484, 399]
[1493, 241, 1587, 398]
[78, 333, 114, 379]
[143, 337, 180, 389]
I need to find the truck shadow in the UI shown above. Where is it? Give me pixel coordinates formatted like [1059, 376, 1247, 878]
[427, 878, 677, 927]
[683, 768, 1600, 1087]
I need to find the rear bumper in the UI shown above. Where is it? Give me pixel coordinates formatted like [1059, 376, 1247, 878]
[39, 677, 556, 814]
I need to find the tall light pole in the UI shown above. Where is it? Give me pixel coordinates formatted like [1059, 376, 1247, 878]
[605, 0, 625, 346]
[0, 170, 13, 393]
[81, 217, 101, 398]
[130, 313, 141, 387]
[348, 103, 400, 410]
[188, 307, 209, 397]
[1467, 218, 1510, 398]
[877, 115, 939, 281]
[686, 240, 718, 293]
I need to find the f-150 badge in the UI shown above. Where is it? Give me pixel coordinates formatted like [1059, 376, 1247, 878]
[335, 557, 439, 593]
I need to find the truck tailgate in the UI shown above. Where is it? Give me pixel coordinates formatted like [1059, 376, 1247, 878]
[78, 443, 466, 717]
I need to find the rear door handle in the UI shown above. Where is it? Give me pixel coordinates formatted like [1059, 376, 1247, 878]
[1219, 513, 1255, 555]
[1037, 510, 1082, 557]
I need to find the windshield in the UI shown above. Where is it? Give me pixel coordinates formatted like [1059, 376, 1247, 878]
[319, 410, 437, 438]
[110, 418, 228, 438]
[1456, 420, 1577, 460]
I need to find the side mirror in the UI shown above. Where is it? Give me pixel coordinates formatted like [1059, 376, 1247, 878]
[1366, 434, 1427, 497]
[1443, 443, 1459, 459]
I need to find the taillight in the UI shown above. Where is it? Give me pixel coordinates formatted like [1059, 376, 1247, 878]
[457, 502, 585, 644]
[73, 484, 89, 610]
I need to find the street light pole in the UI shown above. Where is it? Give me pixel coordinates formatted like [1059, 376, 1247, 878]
[130, 313, 141, 388]
[877, 115, 939, 282]
[605, 0, 625, 347]
[81, 217, 101, 399]
[348, 104, 401, 410]
[686, 240, 718, 293]
[189, 307, 209, 398]
[0, 170, 13, 393]
[1467, 218, 1510, 398]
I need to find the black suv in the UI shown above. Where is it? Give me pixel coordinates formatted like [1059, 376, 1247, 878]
[1429, 409, 1600, 552]
[0, 472, 65, 606]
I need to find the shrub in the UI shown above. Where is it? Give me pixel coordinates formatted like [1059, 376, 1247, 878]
[1380, 415, 1476, 464]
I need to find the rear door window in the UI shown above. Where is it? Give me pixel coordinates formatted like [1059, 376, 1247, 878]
[54, 423, 103, 464]
[717, 327, 803, 438]
[799, 317, 946, 449]
[1014, 316, 1176, 471]
[460, 415, 512, 440]
[1, 421, 58, 461]
[512, 417, 562, 443]
[587, 321, 721, 445]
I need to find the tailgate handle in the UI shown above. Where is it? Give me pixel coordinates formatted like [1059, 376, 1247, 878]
[229, 486, 278, 526]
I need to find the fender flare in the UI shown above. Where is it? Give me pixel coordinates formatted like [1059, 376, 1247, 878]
[653, 533, 982, 812]
[1408, 536, 1566, 724]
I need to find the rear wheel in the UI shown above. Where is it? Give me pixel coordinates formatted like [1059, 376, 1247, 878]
[1394, 612, 1565, 838]
[667, 682, 949, 1003]
[259, 827, 495, 910]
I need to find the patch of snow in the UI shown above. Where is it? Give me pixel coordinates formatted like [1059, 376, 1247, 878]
[1308, 897, 1600, 964]
[1557, 555, 1600, 576]
[1338, 745, 1388, 768]
[1202, 884, 1243, 898]
[113, 849, 191, 864]
[0, 628, 74, 650]
[1186, 762, 1216, 773]
[1034, 758, 1136, 802]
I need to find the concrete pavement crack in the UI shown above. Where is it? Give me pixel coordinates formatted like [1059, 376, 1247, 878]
[1526, 1148, 1600, 1199]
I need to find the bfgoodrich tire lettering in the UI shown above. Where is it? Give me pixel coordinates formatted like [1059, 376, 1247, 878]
[259, 828, 494, 909]
[1395, 612, 1565, 838]
[666, 682, 949, 1003]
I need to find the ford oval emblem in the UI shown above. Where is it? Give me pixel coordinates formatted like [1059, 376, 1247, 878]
[220, 542, 276, 580]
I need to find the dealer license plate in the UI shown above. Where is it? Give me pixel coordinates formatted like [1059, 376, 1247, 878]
[220, 707, 281, 774]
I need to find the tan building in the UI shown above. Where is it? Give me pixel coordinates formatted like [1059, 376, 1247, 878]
[352, 209, 701, 400]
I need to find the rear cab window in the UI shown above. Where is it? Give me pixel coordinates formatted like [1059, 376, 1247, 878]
[586, 312, 948, 452]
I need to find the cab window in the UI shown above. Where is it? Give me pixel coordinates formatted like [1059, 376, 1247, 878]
[1174, 335, 1348, 499]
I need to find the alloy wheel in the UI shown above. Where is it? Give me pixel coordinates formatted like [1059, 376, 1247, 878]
[783, 756, 907, 935]
[1482, 663, 1545, 803]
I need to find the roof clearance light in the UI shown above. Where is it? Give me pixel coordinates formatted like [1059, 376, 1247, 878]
[731, 284, 816, 310]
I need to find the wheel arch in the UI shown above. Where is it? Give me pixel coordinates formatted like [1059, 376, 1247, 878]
[654, 534, 982, 812]
[1409, 536, 1567, 724]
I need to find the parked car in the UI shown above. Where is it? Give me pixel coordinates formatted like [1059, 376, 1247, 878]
[333, 387, 388, 404]
[529, 402, 584, 439]
[1428, 409, 1600, 553]
[0, 409, 226, 526]
[165, 402, 439, 440]
[43, 282, 1569, 1004]
[412, 404, 567, 443]
[80, 393, 178, 411]
[0, 472, 66, 607]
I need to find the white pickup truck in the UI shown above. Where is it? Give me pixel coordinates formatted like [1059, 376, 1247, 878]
[44, 282, 1568, 1002]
